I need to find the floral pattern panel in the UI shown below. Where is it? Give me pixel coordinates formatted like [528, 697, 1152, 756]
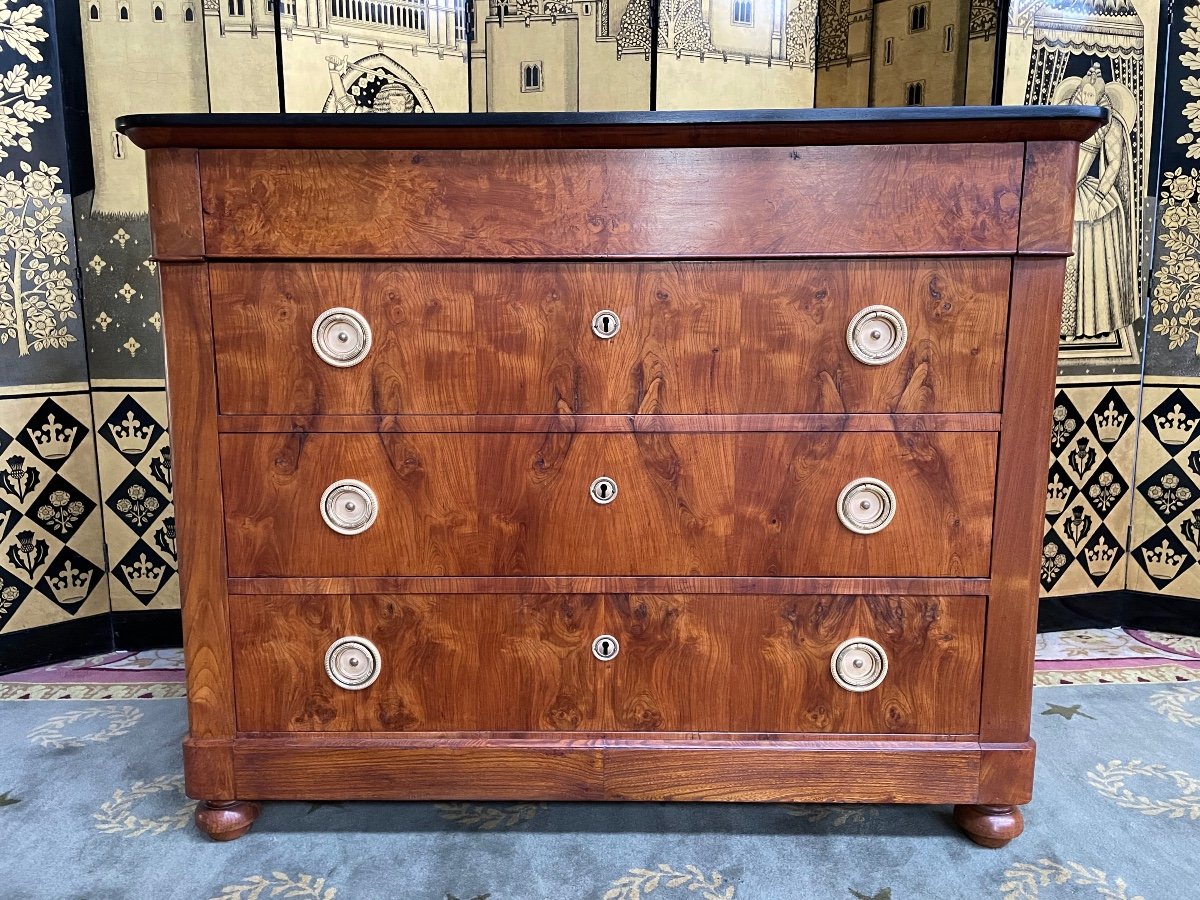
[0, 0, 109, 644]
[1130, 0, 1200, 600]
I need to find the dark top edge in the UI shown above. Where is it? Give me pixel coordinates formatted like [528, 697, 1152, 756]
[117, 106, 1108, 150]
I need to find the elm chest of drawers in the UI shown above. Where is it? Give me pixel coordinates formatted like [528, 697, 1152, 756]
[120, 108, 1104, 845]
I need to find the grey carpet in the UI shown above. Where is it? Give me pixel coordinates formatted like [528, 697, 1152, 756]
[1, 682, 1197, 899]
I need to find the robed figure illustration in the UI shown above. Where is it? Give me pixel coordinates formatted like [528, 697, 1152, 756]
[1055, 63, 1138, 339]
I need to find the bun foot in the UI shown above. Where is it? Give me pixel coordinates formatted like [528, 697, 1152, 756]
[953, 804, 1024, 848]
[195, 800, 261, 841]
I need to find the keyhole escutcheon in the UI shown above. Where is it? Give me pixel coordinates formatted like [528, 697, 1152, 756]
[590, 476, 618, 505]
[591, 309, 621, 339]
[592, 634, 620, 661]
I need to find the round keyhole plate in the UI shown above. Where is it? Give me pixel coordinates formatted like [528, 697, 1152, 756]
[592, 634, 620, 661]
[589, 476, 618, 505]
[591, 309, 621, 339]
[325, 636, 382, 690]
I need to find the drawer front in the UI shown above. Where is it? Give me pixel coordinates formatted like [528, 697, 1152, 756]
[211, 259, 1009, 416]
[220, 431, 996, 578]
[199, 144, 1023, 257]
[229, 593, 984, 735]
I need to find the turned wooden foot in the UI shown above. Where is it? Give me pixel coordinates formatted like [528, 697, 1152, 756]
[953, 804, 1024, 848]
[195, 800, 261, 841]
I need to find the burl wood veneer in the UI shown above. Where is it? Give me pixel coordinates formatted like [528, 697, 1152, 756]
[121, 107, 1105, 847]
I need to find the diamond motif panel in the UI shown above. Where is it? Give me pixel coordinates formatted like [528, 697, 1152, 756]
[29, 474, 97, 543]
[1041, 382, 1139, 596]
[100, 394, 165, 466]
[36, 545, 103, 615]
[15, 398, 87, 472]
[90, 389, 178, 614]
[1129, 382, 1200, 596]
[0, 393, 109, 635]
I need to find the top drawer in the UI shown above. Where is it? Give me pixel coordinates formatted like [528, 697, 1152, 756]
[198, 144, 1024, 258]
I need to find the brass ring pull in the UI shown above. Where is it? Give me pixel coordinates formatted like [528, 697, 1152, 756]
[312, 307, 372, 367]
[846, 305, 907, 365]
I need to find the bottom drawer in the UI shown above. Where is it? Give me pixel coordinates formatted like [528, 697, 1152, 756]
[229, 593, 984, 736]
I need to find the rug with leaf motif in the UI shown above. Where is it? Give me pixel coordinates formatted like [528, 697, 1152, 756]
[0, 680, 1198, 899]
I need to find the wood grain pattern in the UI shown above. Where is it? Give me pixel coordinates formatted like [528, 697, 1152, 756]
[230, 594, 606, 733]
[231, 735, 982, 802]
[146, 149, 203, 259]
[216, 413, 1003, 433]
[1018, 141, 1080, 254]
[229, 593, 983, 736]
[199, 145, 1024, 257]
[159, 265, 235, 748]
[980, 258, 1067, 749]
[219, 431, 997, 578]
[227, 575, 991, 596]
[210, 259, 1010, 415]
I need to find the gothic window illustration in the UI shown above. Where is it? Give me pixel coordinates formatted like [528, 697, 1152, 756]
[89, 3, 99, 19]
[153, 4, 163, 20]
[520, 61, 543, 92]
[323, 55, 433, 113]
[227, 0, 244, 15]
[118, 2, 129, 19]
[184, 4, 194, 19]
[905, 80, 924, 105]
[884, 38, 893, 64]
[329, 0, 427, 29]
[909, 2, 928, 32]
[732, 0, 753, 26]
[944, 23, 954, 52]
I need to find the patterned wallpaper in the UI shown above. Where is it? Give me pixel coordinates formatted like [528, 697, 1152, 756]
[0, 0, 108, 640]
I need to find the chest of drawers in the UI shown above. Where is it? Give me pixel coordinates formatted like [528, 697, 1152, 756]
[120, 108, 1104, 846]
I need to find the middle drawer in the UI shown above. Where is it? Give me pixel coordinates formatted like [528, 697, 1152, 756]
[220, 431, 997, 578]
[210, 258, 1010, 416]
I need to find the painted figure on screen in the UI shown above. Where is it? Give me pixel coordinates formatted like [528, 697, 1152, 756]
[1055, 62, 1138, 338]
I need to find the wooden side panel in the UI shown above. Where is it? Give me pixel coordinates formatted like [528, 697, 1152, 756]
[219, 431, 997, 578]
[980, 258, 1067, 743]
[607, 594, 984, 735]
[200, 145, 1024, 257]
[230, 594, 606, 733]
[210, 259, 1010, 416]
[147, 149, 204, 259]
[159, 264, 237, 751]
[1018, 141, 1080, 254]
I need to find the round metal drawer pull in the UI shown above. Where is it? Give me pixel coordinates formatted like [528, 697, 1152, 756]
[320, 479, 379, 535]
[846, 305, 907, 366]
[831, 637, 888, 692]
[591, 309, 621, 339]
[589, 476, 618, 505]
[312, 307, 372, 367]
[592, 634, 620, 661]
[837, 478, 896, 534]
[325, 636, 382, 691]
